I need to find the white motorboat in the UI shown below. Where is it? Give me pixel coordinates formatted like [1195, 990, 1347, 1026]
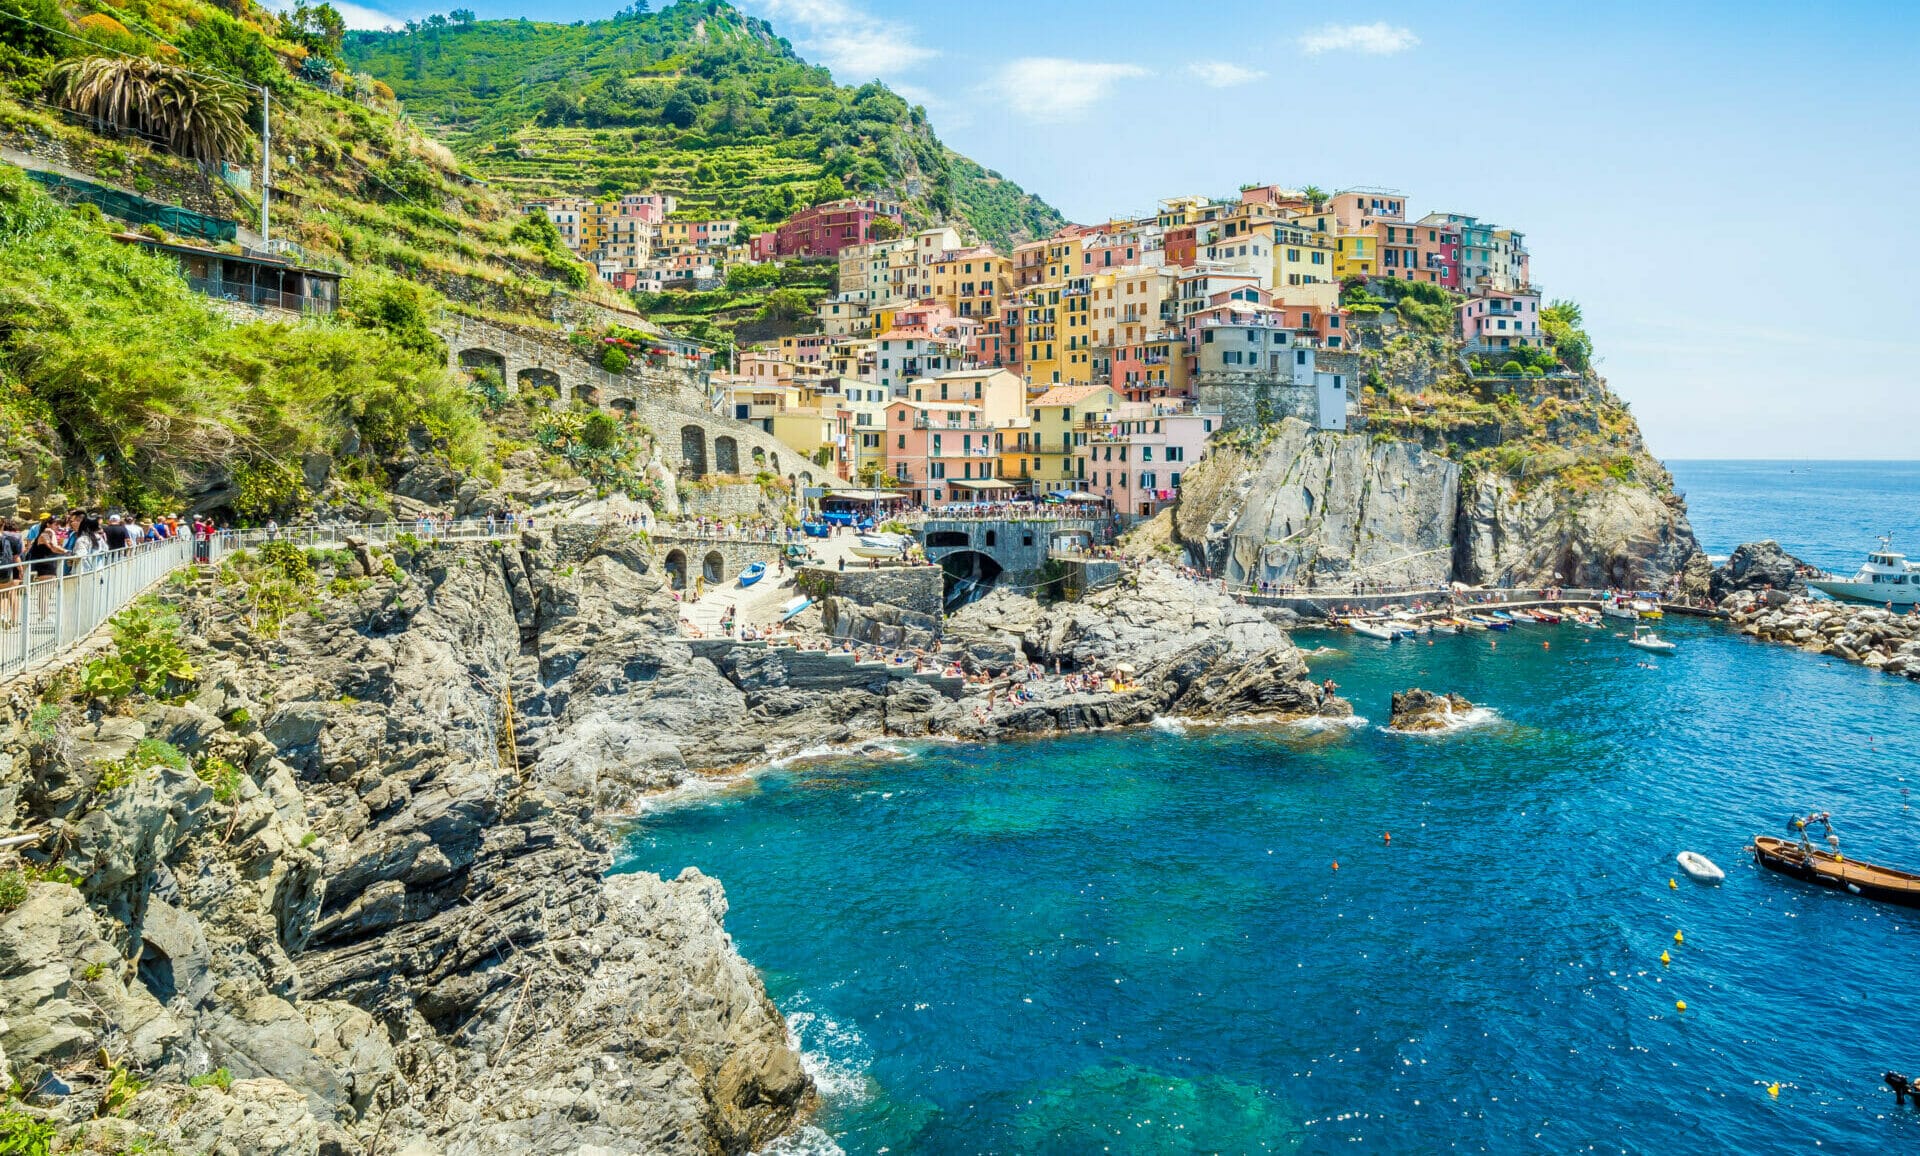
[1349, 620, 1398, 641]
[1601, 598, 1639, 621]
[1677, 851, 1725, 884]
[1807, 536, 1920, 606]
[1431, 619, 1459, 635]
[849, 532, 911, 560]
[1626, 625, 1676, 654]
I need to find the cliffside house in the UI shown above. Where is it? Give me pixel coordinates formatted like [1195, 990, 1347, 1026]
[121, 234, 341, 315]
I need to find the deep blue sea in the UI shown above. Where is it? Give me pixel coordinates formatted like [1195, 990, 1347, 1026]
[618, 464, 1920, 1154]
[1668, 460, 1920, 573]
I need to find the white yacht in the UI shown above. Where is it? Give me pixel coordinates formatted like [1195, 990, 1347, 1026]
[1807, 538, 1920, 607]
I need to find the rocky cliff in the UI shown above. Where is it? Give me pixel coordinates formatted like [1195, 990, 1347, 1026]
[0, 532, 1337, 1151]
[1161, 415, 1698, 591]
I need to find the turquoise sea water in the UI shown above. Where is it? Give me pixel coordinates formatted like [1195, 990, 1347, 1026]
[618, 466, 1920, 1154]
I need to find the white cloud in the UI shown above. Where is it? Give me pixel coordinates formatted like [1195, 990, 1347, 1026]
[986, 57, 1151, 123]
[758, 0, 935, 80]
[1298, 22, 1420, 56]
[1186, 60, 1267, 88]
[260, 0, 404, 32]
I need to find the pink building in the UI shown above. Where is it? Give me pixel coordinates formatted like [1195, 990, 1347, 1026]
[751, 198, 904, 261]
[1079, 400, 1220, 520]
[1458, 289, 1544, 352]
[883, 398, 1001, 504]
[1409, 218, 1462, 288]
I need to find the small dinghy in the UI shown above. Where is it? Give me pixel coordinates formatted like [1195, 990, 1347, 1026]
[1349, 620, 1398, 641]
[1532, 609, 1563, 624]
[1677, 851, 1725, 884]
[1626, 625, 1676, 653]
[1431, 619, 1459, 635]
[738, 562, 767, 587]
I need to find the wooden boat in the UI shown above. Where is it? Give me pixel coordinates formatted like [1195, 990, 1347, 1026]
[1601, 598, 1639, 621]
[738, 562, 767, 587]
[1455, 616, 1487, 632]
[1750, 835, 1920, 908]
[1469, 614, 1510, 631]
[1431, 619, 1459, 635]
[1634, 599, 1664, 619]
[849, 532, 910, 559]
[1349, 620, 1398, 641]
[1532, 609, 1563, 624]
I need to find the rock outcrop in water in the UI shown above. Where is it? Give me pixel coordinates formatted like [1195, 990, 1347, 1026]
[1387, 689, 1475, 732]
[1708, 540, 1811, 603]
[1159, 416, 1699, 592]
[947, 562, 1349, 734]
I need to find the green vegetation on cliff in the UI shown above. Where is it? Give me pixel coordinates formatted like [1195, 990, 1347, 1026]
[0, 165, 486, 514]
[340, 1, 1064, 247]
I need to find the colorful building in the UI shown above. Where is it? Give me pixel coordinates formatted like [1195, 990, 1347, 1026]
[1025, 383, 1121, 494]
[1458, 288, 1544, 352]
[751, 197, 905, 261]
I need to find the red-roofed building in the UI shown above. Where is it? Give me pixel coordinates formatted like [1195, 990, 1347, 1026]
[751, 198, 904, 261]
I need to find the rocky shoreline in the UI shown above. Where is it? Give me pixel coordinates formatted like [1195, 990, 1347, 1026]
[1724, 593, 1920, 680]
[0, 529, 1340, 1154]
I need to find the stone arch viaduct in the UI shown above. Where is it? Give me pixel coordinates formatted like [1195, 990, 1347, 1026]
[436, 315, 825, 494]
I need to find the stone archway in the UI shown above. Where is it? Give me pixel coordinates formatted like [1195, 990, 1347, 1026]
[927, 530, 969, 548]
[680, 425, 709, 477]
[751, 446, 766, 467]
[664, 549, 687, 590]
[458, 347, 507, 382]
[769, 453, 780, 473]
[609, 397, 636, 415]
[714, 435, 739, 475]
[938, 550, 1003, 608]
[702, 550, 726, 583]
[578, 383, 603, 408]
[516, 366, 560, 396]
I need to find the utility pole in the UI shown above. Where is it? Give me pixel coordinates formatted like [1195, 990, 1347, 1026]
[260, 86, 270, 243]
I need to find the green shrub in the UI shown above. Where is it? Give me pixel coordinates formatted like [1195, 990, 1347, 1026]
[188, 1067, 233, 1092]
[0, 1105, 56, 1153]
[0, 870, 26, 913]
[196, 755, 244, 803]
[79, 600, 197, 703]
[599, 344, 631, 373]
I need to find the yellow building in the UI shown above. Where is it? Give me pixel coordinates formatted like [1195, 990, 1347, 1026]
[1257, 222, 1339, 291]
[1060, 277, 1095, 385]
[1026, 383, 1120, 493]
[1018, 286, 1066, 388]
[930, 246, 1012, 323]
[1334, 232, 1376, 279]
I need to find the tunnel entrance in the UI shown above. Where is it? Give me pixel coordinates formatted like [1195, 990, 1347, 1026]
[940, 550, 1004, 611]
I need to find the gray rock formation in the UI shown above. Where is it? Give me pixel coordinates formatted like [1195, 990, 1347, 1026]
[948, 562, 1347, 734]
[1165, 417, 1700, 590]
[1709, 540, 1809, 602]
[1387, 689, 1474, 732]
[1172, 421, 1460, 589]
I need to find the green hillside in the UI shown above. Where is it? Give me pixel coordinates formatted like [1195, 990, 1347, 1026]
[341, 1, 1065, 247]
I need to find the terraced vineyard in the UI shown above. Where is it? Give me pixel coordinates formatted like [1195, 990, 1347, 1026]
[343, 1, 1062, 248]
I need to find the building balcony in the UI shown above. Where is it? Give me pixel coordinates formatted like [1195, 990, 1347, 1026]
[912, 417, 990, 430]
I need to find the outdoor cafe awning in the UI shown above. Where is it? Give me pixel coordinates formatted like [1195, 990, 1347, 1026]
[947, 478, 1023, 490]
[1050, 490, 1106, 503]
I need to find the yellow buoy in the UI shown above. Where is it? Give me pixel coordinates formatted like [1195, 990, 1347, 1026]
[1669, 878, 1678, 889]
[1676, 1000, 1688, 1013]
[1768, 1083, 1780, 1098]
[1660, 950, 1671, 966]
[1674, 930, 1684, 944]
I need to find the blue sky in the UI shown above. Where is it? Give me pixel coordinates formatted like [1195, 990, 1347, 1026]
[332, 0, 1920, 460]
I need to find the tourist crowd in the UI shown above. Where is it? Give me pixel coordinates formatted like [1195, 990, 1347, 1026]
[0, 510, 223, 627]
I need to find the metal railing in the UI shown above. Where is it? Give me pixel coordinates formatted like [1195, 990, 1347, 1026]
[1, 539, 193, 682]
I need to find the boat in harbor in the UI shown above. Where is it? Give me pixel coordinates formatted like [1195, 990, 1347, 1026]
[1471, 614, 1510, 631]
[1750, 835, 1920, 908]
[1349, 620, 1398, 641]
[1677, 851, 1725, 883]
[1532, 609, 1564, 624]
[1633, 599, 1663, 619]
[1807, 536, 1920, 606]
[1601, 596, 1639, 621]
[849, 532, 911, 560]
[738, 561, 767, 587]
[1431, 619, 1459, 635]
[1626, 625, 1676, 653]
